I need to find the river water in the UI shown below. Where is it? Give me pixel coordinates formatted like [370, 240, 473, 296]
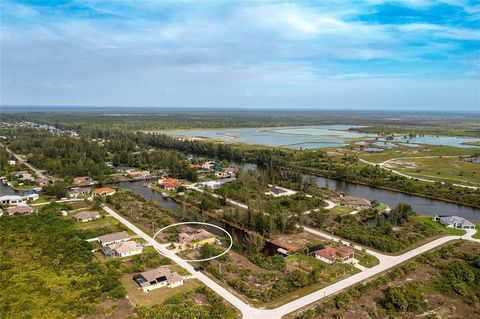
[2, 169, 478, 222]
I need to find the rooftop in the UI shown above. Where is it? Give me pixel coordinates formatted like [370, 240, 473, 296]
[98, 231, 130, 243]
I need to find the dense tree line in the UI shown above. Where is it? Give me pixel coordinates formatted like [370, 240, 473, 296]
[8, 135, 110, 178]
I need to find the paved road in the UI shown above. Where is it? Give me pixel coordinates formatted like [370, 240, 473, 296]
[103, 201, 480, 319]
[4, 147, 49, 180]
[359, 157, 478, 190]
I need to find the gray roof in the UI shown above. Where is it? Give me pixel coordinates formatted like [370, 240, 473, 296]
[98, 231, 130, 243]
[438, 215, 475, 227]
[74, 210, 100, 220]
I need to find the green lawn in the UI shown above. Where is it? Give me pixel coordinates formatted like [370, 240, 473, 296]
[330, 205, 355, 214]
[398, 157, 480, 185]
[355, 250, 380, 268]
[414, 216, 466, 236]
[359, 145, 478, 164]
[473, 225, 480, 239]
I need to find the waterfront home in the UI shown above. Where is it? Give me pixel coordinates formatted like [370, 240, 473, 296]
[432, 215, 476, 229]
[342, 196, 372, 210]
[0, 193, 38, 205]
[133, 267, 184, 292]
[0, 195, 25, 205]
[6, 205, 34, 216]
[73, 176, 96, 186]
[127, 170, 151, 179]
[97, 231, 131, 246]
[158, 178, 180, 190]
[201, 161, 215, 170]
[214, 167, 238, 178]
[35, 178, 50, 186]
[93, 187, 116, 196]
[74, 210, 101, 222]
[69, 187, 91, 198]
[311, 246, 354, 264]
[101, 241, 143, 258]
[200, 177, 235, 189]
[178, 229, 216, 250]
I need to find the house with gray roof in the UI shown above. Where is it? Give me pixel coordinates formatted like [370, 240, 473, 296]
[97, 231, 131, 246]
[433, 215, 476, 229]
[133, 267, 184, 292]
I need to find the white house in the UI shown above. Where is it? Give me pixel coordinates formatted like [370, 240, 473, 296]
[0, 195, 25, 205]
[97, 231, 131, 246]
[433, 215, 476, 229]
[102, 241, 143, 258]
[133, 267, 184, 292]
[200, 178, 235, 189]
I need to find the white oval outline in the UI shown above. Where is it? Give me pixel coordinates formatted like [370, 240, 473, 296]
[152, 221, 233, 262]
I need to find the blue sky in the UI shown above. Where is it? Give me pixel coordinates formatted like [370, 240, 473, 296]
[1, 0, 479, 110]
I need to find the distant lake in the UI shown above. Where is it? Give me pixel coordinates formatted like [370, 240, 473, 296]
[161, 125, 480, 150]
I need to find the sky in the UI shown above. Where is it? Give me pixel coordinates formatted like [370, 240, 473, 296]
[1, 0, 479, 111]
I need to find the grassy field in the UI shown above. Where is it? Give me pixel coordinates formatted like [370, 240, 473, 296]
[414, 216, 466, 236]
[329, 205, 355, 214]
[120, 275, 203, 307]
[358, 145, 479, 164]
[392, 156, 480, 185]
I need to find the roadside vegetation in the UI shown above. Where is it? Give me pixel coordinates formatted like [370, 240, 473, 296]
[308, 203, 451, 253]
[294, 241, 480, 319]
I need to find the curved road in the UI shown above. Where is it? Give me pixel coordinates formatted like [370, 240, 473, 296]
[103, 201, 480, 319]
[359, 157, 478, 190]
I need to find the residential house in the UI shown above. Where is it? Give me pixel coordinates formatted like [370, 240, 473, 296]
[189, 164, 202, 169]
[200, 178, 235, 189]
[93, 187, 116, 196]
[127, 170, 151, 179]
[0, 195, 25, 205]
[311, 246, 354, 264]
[0, 193, 38, 205]
[101, 241, 143, 258]
[178, 229, 216, 250]
[133, 267, 184, 292]
[433, 215, 476, 229]
[342, 196, 372, 210]
[7, 160, 16, 165]
[23, 191, 39, 202]
[74, 210, 101, 222]
[265, 187, 288, 197]
[158, 178, 180, 190]
[214, 167, 238, 178]
[69, 187, 91, 198]
[6, 205, 34, 216]
[97, 231, 131, 246]
[35, 178, 50, 186]
[74, 176, 96, 186]
[201, 161, 215, 170]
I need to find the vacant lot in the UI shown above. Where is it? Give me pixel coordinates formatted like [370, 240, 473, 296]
[294, 241, 480, 319]
[388, 156, 480, 185]
[358, 145, 479, 164]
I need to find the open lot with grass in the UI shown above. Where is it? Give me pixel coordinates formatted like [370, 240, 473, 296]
[357, 145, 479, 164]
[386, 156, 480, 185]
